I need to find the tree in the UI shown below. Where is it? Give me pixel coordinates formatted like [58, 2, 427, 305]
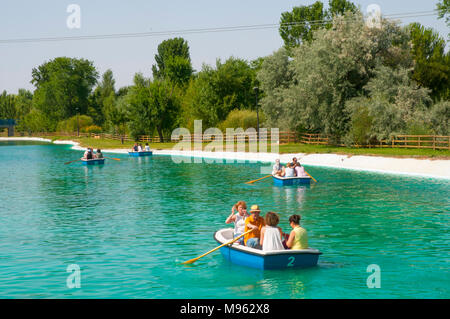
[408, 23, 450, 101]
[152, 38, 193, 86]
[345, 65, 432, 142]
[279, 1, 326, 49]
[105, 95, 129, 140]
[437, 0, 450, 32]
[88, 69, 116, 126]
[31, 57, 98, 130]
[0, 91, 16, 119]
[127, 73, 180, 141]
[429, 100, 450, 135]
[279, 0, 357, 51]
[182, 57, 257, 129]
[260, 11, 417, 141]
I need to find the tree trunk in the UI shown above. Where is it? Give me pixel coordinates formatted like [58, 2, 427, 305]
[157, 127, 164, 143]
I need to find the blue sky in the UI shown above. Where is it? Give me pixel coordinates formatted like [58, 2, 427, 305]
[0, 0, 447, 93]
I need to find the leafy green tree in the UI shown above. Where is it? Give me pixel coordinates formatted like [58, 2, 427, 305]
[437, 0, 450, 31]
[105, 95, 129, 140]
[152, 38, 193, 86]
[408, 23, 450, 101]
[31, 57, 98, 130]
[279, 0, 357, 51]
[127, 73, 180, 141]
[14, 89, 33, 120]
[256, 47, 294, 129]
[0, 91, 16, 119]
[279, 1, 326, 49]
[88, 69, 116, 126]
[345, 65, 432, 141]
[260, 12, 417, 141]
[429, 100, 450, 135]
[182, 57, 257, 128]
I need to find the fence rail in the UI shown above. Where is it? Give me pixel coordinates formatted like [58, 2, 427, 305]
[11, 131, 450, 150]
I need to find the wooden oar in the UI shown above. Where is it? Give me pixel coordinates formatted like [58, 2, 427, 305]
[104, 157, 121, 161]
[182, 229, 253, 265]
[245, 174, 272, 184]
[65, 158, 81, 165]
[305, 170, 317, 183]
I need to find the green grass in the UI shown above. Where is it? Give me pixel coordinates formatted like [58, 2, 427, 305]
[42, 136, 450, 159]
[279, 143, 450, 158]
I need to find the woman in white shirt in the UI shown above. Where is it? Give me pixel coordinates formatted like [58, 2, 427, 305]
[260, 212, 285, 251]
[284, 163, 295, 177]
[225, 201, 249, 245]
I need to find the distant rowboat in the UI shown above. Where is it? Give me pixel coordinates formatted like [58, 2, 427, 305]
[81, 158, 105, 165]
[128, 151, 153, 157]
[272, 175, 311, 186]
[214, 228, 321, 270]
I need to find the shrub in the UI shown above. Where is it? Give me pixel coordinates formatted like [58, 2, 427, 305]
[219, 109, 265, 131]
[56, 115, 94, 133]
[81, 125, 102, 134]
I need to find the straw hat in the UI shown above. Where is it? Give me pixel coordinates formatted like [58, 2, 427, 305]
[250, 205, 261, 213]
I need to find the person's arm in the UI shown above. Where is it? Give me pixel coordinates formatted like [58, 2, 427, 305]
[260, 227, 266, 248]
[286, 230, 295, 249]
[225, 206, 236, 224]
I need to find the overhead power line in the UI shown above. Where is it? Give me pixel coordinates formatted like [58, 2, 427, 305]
[0, 10, 439, 44]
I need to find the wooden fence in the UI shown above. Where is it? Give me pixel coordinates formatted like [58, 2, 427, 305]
[299, 133, 450, 150]
[13, 131, 450, 150]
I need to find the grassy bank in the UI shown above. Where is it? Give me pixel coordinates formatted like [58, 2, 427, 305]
[43, 136, 450, 159]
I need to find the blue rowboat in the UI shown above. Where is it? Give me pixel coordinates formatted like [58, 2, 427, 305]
[81, 158, 105, 165]
[128, 151, 153, 157]
[214, 228, 321, 270]
[272, 175, 311, 186]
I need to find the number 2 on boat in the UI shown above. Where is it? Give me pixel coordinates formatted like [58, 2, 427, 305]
[287, 256, 295, 267]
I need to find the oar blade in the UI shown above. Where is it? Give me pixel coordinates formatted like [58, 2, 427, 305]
[182, 258, 199, 265]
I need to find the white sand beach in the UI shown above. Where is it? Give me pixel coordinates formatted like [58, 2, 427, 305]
[2, 137, 450, 180]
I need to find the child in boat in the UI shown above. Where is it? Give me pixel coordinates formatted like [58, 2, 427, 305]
[260, 212, 285, 251]
[137, 144, 143, 152]
[132, 143, 138, 152]
[144, 143, 151, 151]
[225, 201, 249, 245]
[244, 205, 265, 249]
[286, 214, 309, 250]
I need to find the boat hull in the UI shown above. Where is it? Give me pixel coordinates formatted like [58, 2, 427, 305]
[81, 158, 105, 165]
[214, 229, 321, 270]
[272, 175, 311, 186]
[128, 151, 153, 157]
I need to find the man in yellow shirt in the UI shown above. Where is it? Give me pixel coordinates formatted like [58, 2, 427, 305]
[244, 205, 265, 249]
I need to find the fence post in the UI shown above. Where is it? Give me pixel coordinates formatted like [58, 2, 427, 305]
[433, 135, 436, 151]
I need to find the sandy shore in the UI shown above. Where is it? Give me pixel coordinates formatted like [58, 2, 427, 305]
[2, 137, 450, 180]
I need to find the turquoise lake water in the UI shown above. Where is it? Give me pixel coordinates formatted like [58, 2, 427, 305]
[0, 141, 449, 299]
